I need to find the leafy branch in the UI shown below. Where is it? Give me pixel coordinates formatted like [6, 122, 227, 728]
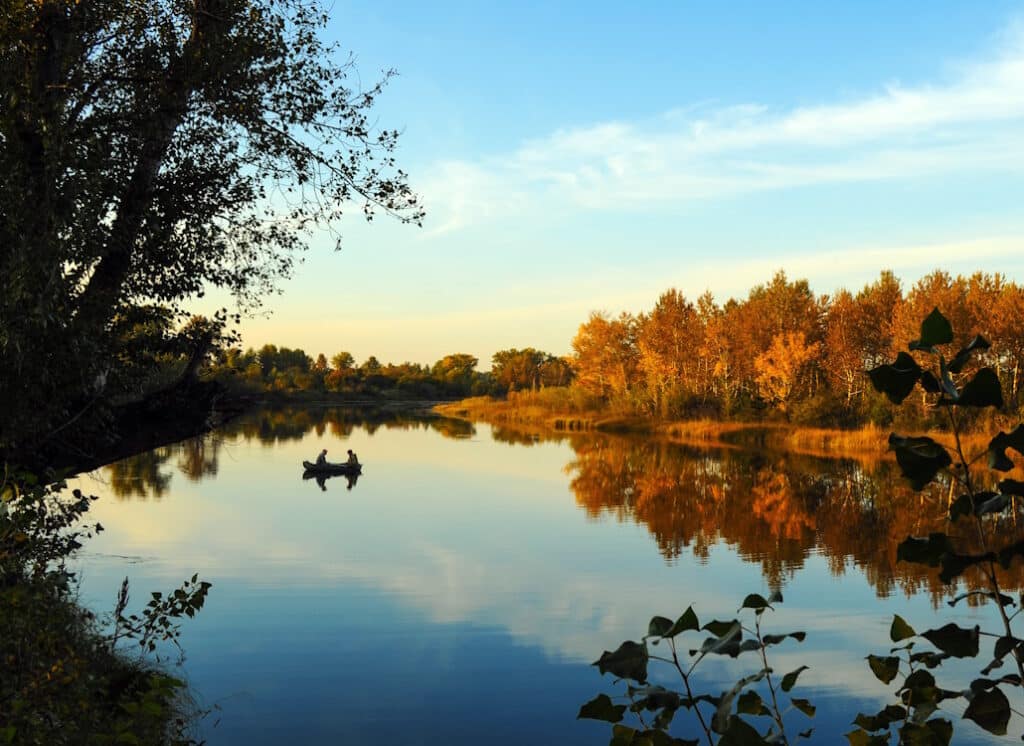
[580, 593, 813, 745]
[861, 307, 1024, 742]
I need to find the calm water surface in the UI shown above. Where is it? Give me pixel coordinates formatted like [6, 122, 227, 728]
[71, 407, 1010, 744]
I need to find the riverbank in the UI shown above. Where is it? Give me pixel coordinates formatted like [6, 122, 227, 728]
[231, 388, 454, 413]
[434, 395, 1004, 462]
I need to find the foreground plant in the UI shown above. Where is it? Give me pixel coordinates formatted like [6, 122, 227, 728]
[579, 593, 814, 745]
[1, 469, 210, 744]
[857, 307, 1024, 743]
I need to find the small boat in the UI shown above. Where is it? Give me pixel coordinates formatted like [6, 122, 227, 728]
[302, 460, 362, 476]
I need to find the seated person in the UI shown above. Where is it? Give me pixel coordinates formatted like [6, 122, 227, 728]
[346, 449, 359, 465]
[315, 448, 328, 466]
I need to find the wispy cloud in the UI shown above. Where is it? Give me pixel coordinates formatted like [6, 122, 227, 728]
[418, 25, 1024, 234]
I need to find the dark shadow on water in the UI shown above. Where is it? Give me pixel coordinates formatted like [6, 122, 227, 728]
[302, 470, 360, 492]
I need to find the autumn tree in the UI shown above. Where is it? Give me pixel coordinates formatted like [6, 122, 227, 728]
[331, 352, 355, 373]
[991, 283, 1024, 406]
[490, 348, 546, 391]
[822, 289, 869, 405]
[636, 289, 704, 416]
[753, 331, 822, 413]
[0, 0, 421, 450]
[539, 356, 574, 388]
[431, 354, 478, 394]
[360, 356, 382, 376]
[856, 270, 903, 369]
[571, 312, 640, 402]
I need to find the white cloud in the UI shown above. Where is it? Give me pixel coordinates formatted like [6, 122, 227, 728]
[417, 25, 1024, 231]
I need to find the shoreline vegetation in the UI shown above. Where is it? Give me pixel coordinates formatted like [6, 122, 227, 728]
[434, 391, 1005, 463]
[198, 268, 1024, 468]
[1, 474, 210, 745]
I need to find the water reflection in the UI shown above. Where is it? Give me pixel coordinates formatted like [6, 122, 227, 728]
[558, 430, 1024, 603]
[99, 406, 1024, 604]
[302, 469, 360, 491]
[105, 446, 174, 498]
[79, 406, 1019, 744]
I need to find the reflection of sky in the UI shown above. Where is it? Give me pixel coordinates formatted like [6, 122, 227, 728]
[72, 420, 1005, 744]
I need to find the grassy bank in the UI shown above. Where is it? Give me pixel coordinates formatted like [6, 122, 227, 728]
[435, 394, 1010, 462]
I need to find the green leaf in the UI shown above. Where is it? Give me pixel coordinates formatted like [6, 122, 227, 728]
[948, 493, 974, 523]
[695, 621, 743, 657]
[888, 435, 952, 490]
[956, 368, 1003, 408]
[647, 616, 674, 638]
[762, 631, 806, 646]
[918, 370, 942, 393]
[641, 731, 694, 746]
[703, 619, 740, 637]
[993, 636, 1023, 662]
[736, 690, 769, 716]
[890, 614, 916, 642]
[593, 641, 649, 682]
[909, 650, 949, 669]
[781, 665, 809, 692]
[664, 607, 700, 637]
[790, 698, 816, 717]
[717, 716, 764, 746]
[963, 686, 1010, 735]
[611, 725, 639, 746]
[577, 693, 626, 723]
[900, 719, 952, 745]
[914, 308, 954, 348]
[939, 551, 994, 584]
[987, 425, 1024, 472]
[973, 492, 1009, 517]
[901, 669, 936, 700]
[866, 655, 900, 684]
[739, 593, 772, 611]
[712, 671, 767, 733]
[921, 624, 979, 658]
[845, 730, 890, 746]
[854, 705, 907, 731]
[897, 533, 952, 568]
[630, 685, 681, 713]
[948, 334, 991, 374]
[997, 479, 1024, 496]
[868, 353, 921, 404]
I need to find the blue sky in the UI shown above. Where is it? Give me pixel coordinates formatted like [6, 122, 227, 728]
[229, 1, 1024, 368]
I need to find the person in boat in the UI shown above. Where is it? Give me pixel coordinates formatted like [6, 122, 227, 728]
[316, 448, 328, 466]
[346, 448, 359, 466]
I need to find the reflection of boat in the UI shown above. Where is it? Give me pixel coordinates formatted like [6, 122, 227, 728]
[301, 461, 362, 476]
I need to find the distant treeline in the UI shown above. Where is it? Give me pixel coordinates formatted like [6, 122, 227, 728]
[565, 268, 1024, 427]
[206, 268, 1024, 426]
[207, 346, 574, 399]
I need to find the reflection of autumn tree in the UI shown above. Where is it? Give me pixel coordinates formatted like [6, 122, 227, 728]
[176, 436, 221, 482]
[430, 418, 476, 440]
[105, 448, 174, 499]
[566, 434, 1024, 600]
[215, 407, 472, 444]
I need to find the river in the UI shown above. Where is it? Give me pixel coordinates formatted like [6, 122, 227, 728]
[70, 406, 1013, 744]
